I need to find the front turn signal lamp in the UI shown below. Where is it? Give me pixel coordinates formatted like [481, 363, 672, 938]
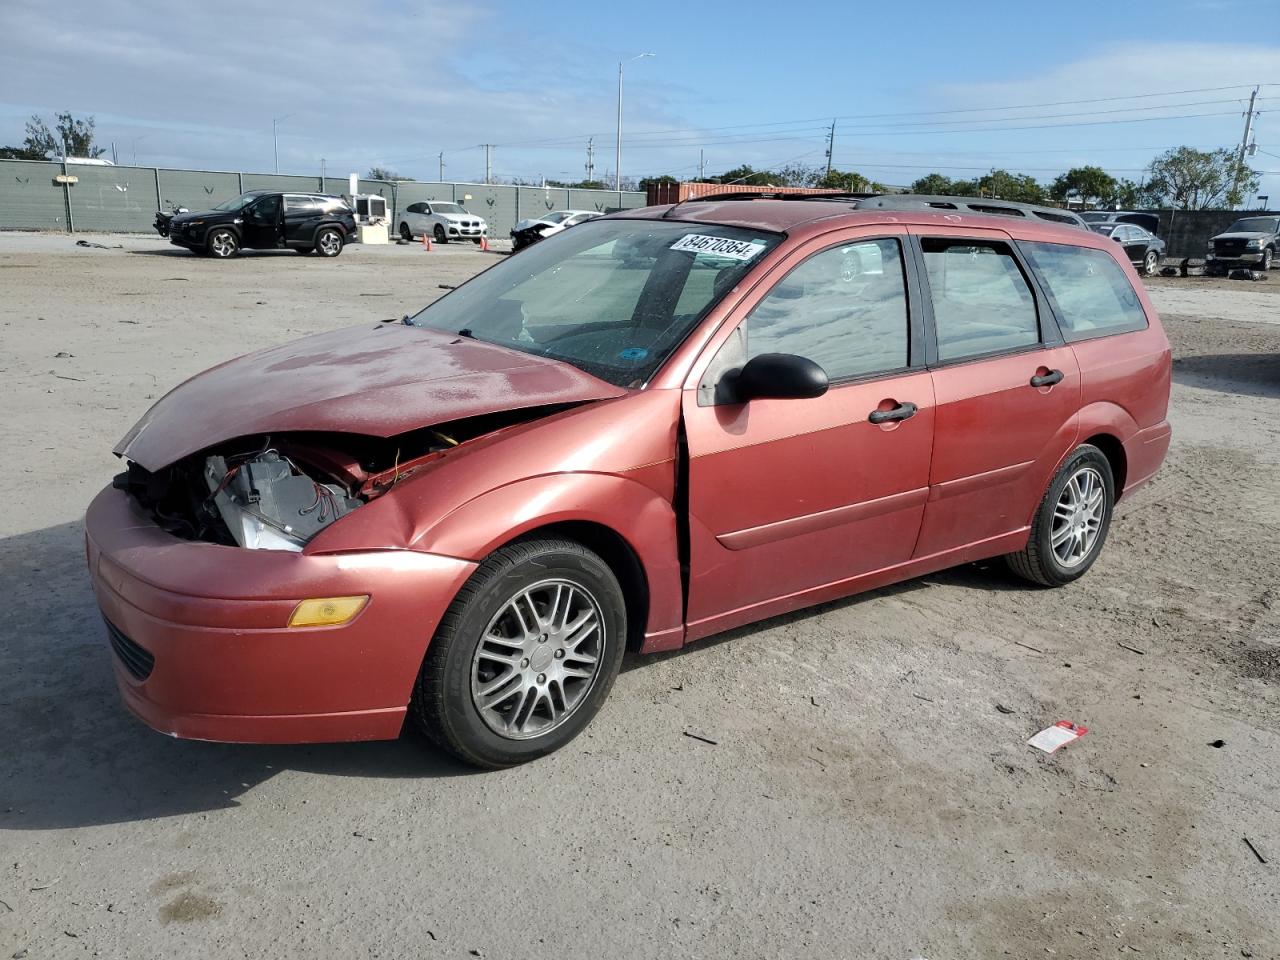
[288, 595, 369, 628]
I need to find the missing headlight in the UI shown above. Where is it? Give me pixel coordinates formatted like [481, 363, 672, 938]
[204, 452, 361, 551]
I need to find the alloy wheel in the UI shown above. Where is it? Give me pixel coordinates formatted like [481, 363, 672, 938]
[210, 232, 236, 257]
[470, 579, 604, 740]
[1051, 466, 1105, 568]
[318, 230, 341, 256]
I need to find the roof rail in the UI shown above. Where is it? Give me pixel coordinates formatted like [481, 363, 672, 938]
[852, 194, 1087, 228]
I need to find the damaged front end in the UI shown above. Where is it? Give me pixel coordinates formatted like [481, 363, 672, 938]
[113, 408, 568, 551]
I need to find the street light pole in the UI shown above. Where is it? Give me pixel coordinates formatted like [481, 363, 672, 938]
[272, 114, 292, 174]
[615, 53, 655, 191]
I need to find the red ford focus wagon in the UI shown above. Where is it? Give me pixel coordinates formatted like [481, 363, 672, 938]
[86, 195, 1172, 767]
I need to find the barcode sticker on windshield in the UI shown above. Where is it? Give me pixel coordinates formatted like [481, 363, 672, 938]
[670, 234, 767, 261]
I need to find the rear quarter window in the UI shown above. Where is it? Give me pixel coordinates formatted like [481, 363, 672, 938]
[1022, 242, 1148, 341]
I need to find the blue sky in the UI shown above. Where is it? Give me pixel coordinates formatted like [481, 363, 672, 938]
[1, 0, 1277, 201]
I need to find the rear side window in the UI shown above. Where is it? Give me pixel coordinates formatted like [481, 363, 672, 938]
[1022, 242, 1147, 341]
[284, 195, 316, 213]
[921, 239, 1039, 362]
[743, 238, 909, 381]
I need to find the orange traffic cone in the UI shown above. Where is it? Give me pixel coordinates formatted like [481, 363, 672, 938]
[422, 232, 433, 252]
[480, 235, 490, 252]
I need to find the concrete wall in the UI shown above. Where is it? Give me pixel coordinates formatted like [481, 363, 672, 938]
[0, 159, 646, 240]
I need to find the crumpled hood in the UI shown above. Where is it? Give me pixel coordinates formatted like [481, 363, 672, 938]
[115, 323, 626, 471]
[513, 217, 555, 231]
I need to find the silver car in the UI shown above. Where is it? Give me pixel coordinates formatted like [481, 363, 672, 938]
[398, 201, 489, 244]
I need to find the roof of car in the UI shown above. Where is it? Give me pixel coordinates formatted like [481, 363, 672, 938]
[620, 196, 1095, 244]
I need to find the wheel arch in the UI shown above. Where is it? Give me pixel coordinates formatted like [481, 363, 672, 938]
[1081, 432, 1127, 498]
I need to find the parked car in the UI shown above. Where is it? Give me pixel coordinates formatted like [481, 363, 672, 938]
[1087, 221, 1165, 275]
[1079, 210, 1160, 234]
[88, 198, 1171, 767]
[1206, 215, 1279, 272]
[165, 190, 356, 258]
[397, 201, 488, 244]
[511, 210, 602, 251]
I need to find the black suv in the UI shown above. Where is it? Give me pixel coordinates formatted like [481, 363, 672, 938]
[164, 190, 357, 258]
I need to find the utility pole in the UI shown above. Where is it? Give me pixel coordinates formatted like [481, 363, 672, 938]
[699, 149, 705, 181]
[616, 53, 655, 191]
[824, 119, 836, 179]
[438, 151, 445, 182]
[272, 115, 291, 174]
[1234, 86, 1260, 206]
[586, 137, 595, 183]
[483, 144, 494, 184]
[320, 157, 326, 191]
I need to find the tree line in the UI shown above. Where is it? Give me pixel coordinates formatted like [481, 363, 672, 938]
[640, 146, 1262, 211]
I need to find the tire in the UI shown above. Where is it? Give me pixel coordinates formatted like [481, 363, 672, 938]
[400, 222, 412, 242]
[434, 224, 448, 244]
[207, 228, 239, 259]
[315, 227, 344, 258]
[1142, 249, 1159, 276]
[472, 238, 483, 245]
[1262, 247, 1274, 271]
[1006, 444, 1115, 587]
[411, 538, 627, 768]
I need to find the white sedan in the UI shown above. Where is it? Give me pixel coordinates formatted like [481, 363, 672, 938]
[397, 201, 489, 244]
[510, 210, 602, 250]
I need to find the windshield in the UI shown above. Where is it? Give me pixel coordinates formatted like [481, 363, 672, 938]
[1225, 216, 1279, 233]
[213, 192, 262, 212]
[1079, 212, 1114, 223]
[431, 202, 466, 215]
[408, 218, 782, 387]
[542, 212, 572, 224]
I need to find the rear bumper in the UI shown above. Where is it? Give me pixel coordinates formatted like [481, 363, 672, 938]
[85, 485, 476, 743]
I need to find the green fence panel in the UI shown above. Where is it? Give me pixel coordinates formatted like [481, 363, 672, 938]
[450, 183, 518, 237]
[240, 173, 326, 194]
[157, 169, 242, 213]
[568, 188, 631, 215]
[518, 186, 570, 223]
[66, 164, 160, 233]
[390, 182, 459, 229]
[0, 159, 67, 229]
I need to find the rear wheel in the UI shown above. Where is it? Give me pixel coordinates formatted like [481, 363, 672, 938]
[411, 538, 626, 768]
[400, 222, 412, 242]
[207, 229, 239, 259]
[434, 224, 447, 244]
[1143, 249, 1159, 276]
[1006, 444, 1114, 587]
[315, 227, 344, 257]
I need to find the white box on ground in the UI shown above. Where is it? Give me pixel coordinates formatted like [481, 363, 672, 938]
[357, 223, 389, 245]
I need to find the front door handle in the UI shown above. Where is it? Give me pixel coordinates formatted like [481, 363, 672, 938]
[1030, 369, 1064, 388]
[868, 401, 918, 424]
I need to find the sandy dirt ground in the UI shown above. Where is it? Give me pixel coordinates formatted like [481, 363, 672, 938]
[1, 232, 1278, 960]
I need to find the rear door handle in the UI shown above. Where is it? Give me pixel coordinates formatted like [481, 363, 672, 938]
[868, 401, 918, 424]
[1030, 369, 1064, 388]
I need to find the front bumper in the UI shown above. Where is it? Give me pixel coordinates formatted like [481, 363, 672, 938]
[1207, 250, 1266, 264]
[85, 485, 476, 743]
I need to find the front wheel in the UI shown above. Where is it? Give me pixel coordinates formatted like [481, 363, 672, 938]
[315, 227, 344, 257]
[1006, 444, 1114, 587]
[434, 224, 448, 244]
[1143, 249, 1159, 276]
[207, 228, 239, 259]
[411, 538, 627, 768]
[1262, 247, 1274, 271]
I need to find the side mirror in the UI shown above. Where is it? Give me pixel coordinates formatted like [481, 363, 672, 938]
[726, 353, 829, 403]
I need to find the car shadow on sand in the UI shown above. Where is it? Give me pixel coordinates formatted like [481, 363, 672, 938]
[127, 248, 305, 258]
[1, 518, 1035, 830]
[1172, 353, 1280, 399]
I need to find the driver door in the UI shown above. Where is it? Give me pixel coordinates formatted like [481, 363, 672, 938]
[682, 230, 935, 641]
[242, 194, 283, 249]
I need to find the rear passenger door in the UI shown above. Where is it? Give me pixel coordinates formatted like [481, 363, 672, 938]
[909, 228, 1080, 559]
[283, 195, 317, 245]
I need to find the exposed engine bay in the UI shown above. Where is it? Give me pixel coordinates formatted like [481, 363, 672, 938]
[113, 406, 578, 550]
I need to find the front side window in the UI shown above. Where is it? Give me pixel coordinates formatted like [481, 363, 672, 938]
[1022, 242, 1148, 341]
[921, 239, 1039, 362]
[284, 195, 314, 213]
[742, 238, 909, 381]
[247, 195, 281, 221]
[409, 219, 781, 387]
